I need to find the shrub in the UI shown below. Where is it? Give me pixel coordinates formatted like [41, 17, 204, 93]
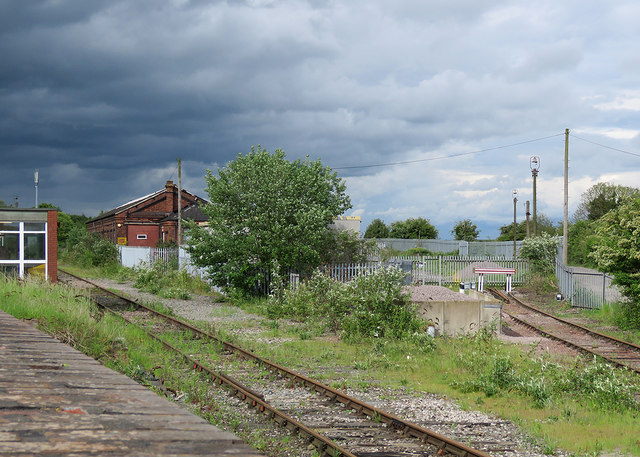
[519, 233, 560, 274]
[134, 260, 211, 300]
[269, 266, 422, 340]
[61, 230, 119, 267]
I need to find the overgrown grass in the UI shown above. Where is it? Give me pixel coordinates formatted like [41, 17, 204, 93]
[6, 273, 640, 456]
[229, 270, 640, 456]
[268, 266, 424, 340]
[0, 276, 306, 456]
[133, 260, 214, 300]
[61, 245, 224, 301]
[240, 319, 640, 456]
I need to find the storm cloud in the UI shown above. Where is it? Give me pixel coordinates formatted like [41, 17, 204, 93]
[2, 0, 639, 237]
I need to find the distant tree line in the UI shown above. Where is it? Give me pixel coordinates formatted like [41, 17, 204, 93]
[364, 217, 480, 241]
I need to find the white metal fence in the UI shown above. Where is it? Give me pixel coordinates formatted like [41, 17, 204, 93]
[325, 256, 530, 287]
[119, 247, 532, 291]
[555, 260, 624, 309]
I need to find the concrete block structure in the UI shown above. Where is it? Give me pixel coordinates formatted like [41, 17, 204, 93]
[0, 208, 58, 282]
[86, 181, 207, 247]
[413, 289, 501, 336]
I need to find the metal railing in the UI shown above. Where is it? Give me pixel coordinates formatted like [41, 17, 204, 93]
[555, 260, 624, 309]
[326, 256, 530, 287]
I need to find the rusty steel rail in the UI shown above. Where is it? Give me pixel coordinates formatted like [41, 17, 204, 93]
[61, 269, 494, 457]
[62, 270, 356, 457]
[488, 287, 640, 375]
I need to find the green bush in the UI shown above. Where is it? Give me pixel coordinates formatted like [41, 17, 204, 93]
[520, 233, 560, 274]
[60, 230, 119, 267]
[133, 260, 212, 300]
[269, 266, 422, 340]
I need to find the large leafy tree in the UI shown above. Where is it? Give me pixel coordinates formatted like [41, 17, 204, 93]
[496, 221, 527, 241]
[388, 217, 438, 239]
[567, 220, 599, 267]
[364, 218, 390, 238]
[497, 214, 557, 241]
[451, 219, 479, 241]
[186, 146, 351, 294]
[590, 197, 640, 328]
[574, 182, 639, 221]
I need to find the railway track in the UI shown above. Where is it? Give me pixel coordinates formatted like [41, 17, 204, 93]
[488, 287, 640, 374]
[60, 270, 494, 457]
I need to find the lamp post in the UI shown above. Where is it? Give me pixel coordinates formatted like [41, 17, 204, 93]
[530, 156, 540, 236]
[512, 189, 518, 258]
[34, 169, 39, 208]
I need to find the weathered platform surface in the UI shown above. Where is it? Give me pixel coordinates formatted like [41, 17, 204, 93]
[0, 310, 263, 456]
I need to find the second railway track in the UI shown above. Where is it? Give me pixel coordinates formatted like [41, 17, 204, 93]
[488, 287, 640, 374]
[61, 270, 497, 457]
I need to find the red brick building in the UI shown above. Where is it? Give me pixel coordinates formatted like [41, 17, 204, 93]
[86, 181, 208, 247]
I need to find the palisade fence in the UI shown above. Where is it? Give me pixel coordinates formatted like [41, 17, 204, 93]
[555, 260, 624, 309]
[325, 256, 530, 287]
[375, 238, 524, 258]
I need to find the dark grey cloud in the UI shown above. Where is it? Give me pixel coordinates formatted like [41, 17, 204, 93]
[1, 0, 639, 237]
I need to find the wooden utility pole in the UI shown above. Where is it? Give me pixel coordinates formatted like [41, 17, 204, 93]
[563, 128, 569, 265]
[177, 158, 182, 246]
[513, 189, 518, 258]
[525, 200, 530, 237]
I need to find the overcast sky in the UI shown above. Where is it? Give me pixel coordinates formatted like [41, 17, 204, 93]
[2, 0, 640, 238]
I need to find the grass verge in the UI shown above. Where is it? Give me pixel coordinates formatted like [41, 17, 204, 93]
[0, 276, 309, 457]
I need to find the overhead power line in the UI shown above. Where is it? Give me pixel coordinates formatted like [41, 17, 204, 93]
[570, 133, 640, 159]
[333, 133, 566, 171]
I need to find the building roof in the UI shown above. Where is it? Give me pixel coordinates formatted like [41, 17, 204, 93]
[87, 182, 207, 223]
[160, 203, 208, 222]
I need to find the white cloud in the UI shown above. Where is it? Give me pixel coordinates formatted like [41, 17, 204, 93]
[573, 127, 639, 140]
[594, 93, 640, 112]
[2, 0, 640, 240]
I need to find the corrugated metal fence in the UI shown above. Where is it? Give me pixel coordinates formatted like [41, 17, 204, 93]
[555, 260, 624, 309]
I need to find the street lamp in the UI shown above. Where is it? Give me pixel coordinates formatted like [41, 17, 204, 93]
[34, 169, 39, 208]
[512, 189, 518, 258]
[530, 156, 540, 236]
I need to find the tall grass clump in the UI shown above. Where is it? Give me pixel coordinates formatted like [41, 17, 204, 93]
[0, 276, 156, 367]
[268, 266, 423, 340]
[449, 329, 639, 411]
[59, 227, 120, 267]
[134, 260, 213, 300]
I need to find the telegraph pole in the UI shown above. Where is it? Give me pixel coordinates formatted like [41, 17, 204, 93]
[525, 200, 530, 237]
[512, 189, 518, 258]
[177, 158, 182, 246]
[563, 128, 569, 265]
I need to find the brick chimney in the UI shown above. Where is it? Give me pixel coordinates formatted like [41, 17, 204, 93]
[165, 180, 176, 212]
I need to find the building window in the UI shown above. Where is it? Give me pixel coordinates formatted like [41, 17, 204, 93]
[0, 221, 47, 279]
[137, 234, 148, 240]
